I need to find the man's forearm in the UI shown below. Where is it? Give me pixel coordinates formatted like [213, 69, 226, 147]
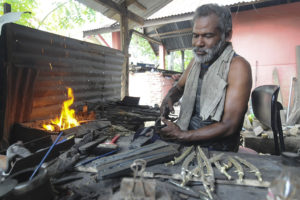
[165, 84, 183, 104]
[177, 121, 235, 142]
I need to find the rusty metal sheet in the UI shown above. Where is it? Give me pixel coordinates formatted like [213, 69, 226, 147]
[0, 23, 124, 149]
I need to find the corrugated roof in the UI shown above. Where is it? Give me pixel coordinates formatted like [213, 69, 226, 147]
[77, 0, 173, 24]
[83, 0, 294, 54]
[148, 0, 262, 19]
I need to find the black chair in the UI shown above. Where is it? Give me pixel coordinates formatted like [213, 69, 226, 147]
[251, 85, 285, 155]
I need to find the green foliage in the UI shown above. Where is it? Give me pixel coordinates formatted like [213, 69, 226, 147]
[129, 28, 193, 70]
[129, 32, 158, 65]
[0, 0, 38, 28]
[167, 49, 193, 72]
[39, 0, 96, 33]
[0, 0, 96, 33]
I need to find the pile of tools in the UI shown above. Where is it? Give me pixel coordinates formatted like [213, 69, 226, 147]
[141, 145, 268, 200]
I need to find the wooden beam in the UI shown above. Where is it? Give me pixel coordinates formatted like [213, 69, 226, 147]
[149, 27, 192, 37]
[127, 10, 144, 25]
[83, 13, 194, 36]
[131, 30, 162, 45]
[95, 0, 122, 13]
[159, 32, 192, 40]
[94, 0, 144, 25]
[126, 0, 147, 10]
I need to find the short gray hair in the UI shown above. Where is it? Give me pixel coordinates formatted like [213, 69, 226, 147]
[193, 4, 232, 38]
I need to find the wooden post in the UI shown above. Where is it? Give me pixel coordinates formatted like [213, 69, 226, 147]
[168, 52, 174, 71]
[286, 46, 300, 125]
[120, 7, 130, 99]
[4, 3, 11, 13]
[181, 50, 185, 72]
[159, 45, 165, 69]
[293, 46, 300, 110]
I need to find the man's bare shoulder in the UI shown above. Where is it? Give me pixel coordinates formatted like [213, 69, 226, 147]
[228, 55, 252, 80]
[230, 55, 251, 73]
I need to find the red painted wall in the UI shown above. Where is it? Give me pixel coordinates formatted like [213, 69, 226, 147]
[231, 2, 300, 106]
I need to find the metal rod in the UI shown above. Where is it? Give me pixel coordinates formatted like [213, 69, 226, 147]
[75, 149, 118, 167]
[29, 131, 64, 180]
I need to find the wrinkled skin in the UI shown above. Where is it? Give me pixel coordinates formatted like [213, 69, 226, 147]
[159, 14, 252, 143]
[160, 85, 182, 118]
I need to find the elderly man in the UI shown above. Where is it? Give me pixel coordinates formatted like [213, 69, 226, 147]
[159, 4, 252, 152]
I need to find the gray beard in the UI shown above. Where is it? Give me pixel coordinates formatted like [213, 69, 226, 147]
[193, 38, 226, 64]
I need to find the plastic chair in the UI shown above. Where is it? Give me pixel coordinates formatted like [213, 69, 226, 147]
[251, 85, 285, 155]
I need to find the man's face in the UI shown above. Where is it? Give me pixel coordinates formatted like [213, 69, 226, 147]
[192, 14, 225, 64]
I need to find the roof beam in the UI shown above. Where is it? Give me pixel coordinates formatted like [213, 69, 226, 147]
[126, 0, 147, 10]
[148, 27, 192, 37]
[83, 12, 193, 36]
[94, 0, 144, 25]
[132, 30, 162, 45]
[159, 32, 192, 40]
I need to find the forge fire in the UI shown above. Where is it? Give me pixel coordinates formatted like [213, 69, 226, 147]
[43, 88, 80, 131]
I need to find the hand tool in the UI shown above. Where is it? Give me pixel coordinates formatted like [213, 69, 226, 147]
[196, 147, 213, 199]
[234, 156, 262, 182]
[228, 156, 244, 183]
[165, 146, 193, 166]
[197, 146, 215, 192]
[180, 151, 196, 186]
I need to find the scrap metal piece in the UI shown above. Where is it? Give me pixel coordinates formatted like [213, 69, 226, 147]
[197, 146, 215, 192]
[141, 172, 271, 188]
[216, 179, 270, 188]
[214, 160, 232, 180]
[234, 156, 262, 182]
[165, 146, 193, 166]
[196, 147, 213, 200]
[181, 151, 196, 186]
[228, 156, 244, 183]
[168, 180, 207, 199]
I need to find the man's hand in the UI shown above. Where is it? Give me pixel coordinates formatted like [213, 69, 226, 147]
[160, 85, 184, 118]
[160, 97, 174, 118]
[158, 117, 184, 141]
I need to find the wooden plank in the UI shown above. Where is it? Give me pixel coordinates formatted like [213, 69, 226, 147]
[244, 136, 300, 154]
[94, 0, 144, 25]
[148, 27, 192, 37]
[132, 30, 162, 45]
[126, 0, 147, 10]
[287, 46, 300, 125]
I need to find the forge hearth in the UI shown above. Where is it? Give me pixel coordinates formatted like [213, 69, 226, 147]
[0, 23, 124, 150]
[11, 119, 112, 152]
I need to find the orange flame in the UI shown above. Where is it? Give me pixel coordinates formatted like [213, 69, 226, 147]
[43, 88, 80, 131]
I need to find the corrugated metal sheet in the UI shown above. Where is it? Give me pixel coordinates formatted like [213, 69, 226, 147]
[83, 0, 292, 53]
[77, 0, 173, 20]
[0, 23, 124, 148]
[144, 19, 193, 53]
[148, 0, 265, 19]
